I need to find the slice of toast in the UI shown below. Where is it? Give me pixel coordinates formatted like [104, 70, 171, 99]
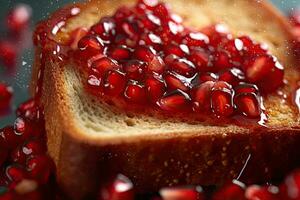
[32, 0, 300, 199]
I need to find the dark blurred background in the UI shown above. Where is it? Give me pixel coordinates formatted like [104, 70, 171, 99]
[0, 0, 299, 127]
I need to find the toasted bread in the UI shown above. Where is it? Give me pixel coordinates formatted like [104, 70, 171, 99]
[32, 0, 300, 199]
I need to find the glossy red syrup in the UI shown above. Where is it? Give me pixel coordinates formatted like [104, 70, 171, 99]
[69, 0, 287, 126]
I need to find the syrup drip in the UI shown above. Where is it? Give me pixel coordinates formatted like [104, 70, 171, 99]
[33, 5, 81, 103]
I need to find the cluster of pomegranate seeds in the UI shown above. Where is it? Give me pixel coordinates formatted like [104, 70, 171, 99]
[96, 172, 300, 200]
[73, 0, 284, 121]
[0, 99, 55, 199]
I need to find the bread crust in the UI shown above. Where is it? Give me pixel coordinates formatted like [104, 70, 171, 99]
[32, 0, 300, 199]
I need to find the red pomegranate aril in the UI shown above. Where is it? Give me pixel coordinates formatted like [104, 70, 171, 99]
[0, 41, 17, 68]
[159, 21, 183, 44]
[234, 93, 262, 118]
[124, 82, 147, 104]
[98, 174, 134, 200]
[6, 4, 32, 34]
[218, 68, 245, 86]
[212, 50, 231, 70]
[157, 90, 191, 112]
[114, 6, 134, 24]
[235, 83, 259, 95]
[169, 58, 196, 77]
[199, 72, 218, 83]
[0, 126, 23, 150]
[139, 32, 162, 50]
[211, 81, 234, 117]
[134, 45, 156, 62]
[77, 35, 104, 59]
[244, 55, 275, 83]
[201, 24, 231, 48]
[245, 185, 280, 200]
[257, 60, 284, 93]
[5, 165, 27, 183]
[123, 60, 146, 80]
[90, 17, 116, 41]
[69, 27, 88, 50]
[159, 186, 204, 200]
[148, 56, 165, 74]
[165, 72, 190, 92]
[189, 49, 210, 72]
[183, 32, 209, 47]
[103, 70, 126, 97]
[153, 3, 169, 19]
[16, 99, 43, 123]
[164, 44, 186, 57]
[0, 84, 13, 110]
[145, 76, 166, 103]
[91, 57, 119, 76]
[191, 81, 214, 112]
[212, 180, 246, 200]
[121, 20, 139, 39]
[138, 14, 161, 31]
[108, 46, 132, 61]
[26, 155, 53, 185]
[223, 39, 243, 65]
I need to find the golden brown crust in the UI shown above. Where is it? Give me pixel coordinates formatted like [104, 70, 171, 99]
[31, 0, 300, 199]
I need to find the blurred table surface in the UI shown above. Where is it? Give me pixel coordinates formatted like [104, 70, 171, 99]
[0, 0, 299, 127]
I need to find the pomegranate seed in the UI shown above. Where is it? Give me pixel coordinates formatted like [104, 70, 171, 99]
[201, 24, 231, 48]
[211, 81, 234, 117]
[77, 35, 105, 59]
[0, 84, 13, 110]
[121, 20, 139, 39]
[114, 6, 134, 24]
[69, 27, 88, 50]
[0, 41, 17, 68]
[6, 165, 27, 183]
[183, 32, 209, 47]
[16, 99, 43, 123]
[148, 56, 165, 74]
[212, 180, 246, 200]
[90, 17, 116, 41]
[164, 72, 190, 92]
[189, 49, 210, 72]
[123, 60, 146, 80]
[199, 72, 218, 83]
[239, 36, 267, 57]
[191, 81, 214, 112]
[157, 90, 191, 112]
[26, 155, 54, 184]
[245, 185, 280, 200]
[103, 70, 126, 97]
[218, 68, 245, 86]
[6, 4, 32, 34]
[234, 92, 262, 118]
[0, 126, 23, 150]
[169, 58, 196, 77]
[91, 57, 119, 76]
[139, 32, 162, 50]
[164, 44, 187, 57]
[108, 45, 132, 61]
[159, 186, 204, 200]
[235, 83, 259, 95]
[138, 14, 161, 31]
[212, 50, 231, 70]
[145, 75, 166, 102]
[153, 3, 169, 19]
[124, 81, 147, 104]
[98, 174, 134, 200]
[223, 39, 243, 65]
[134, 45, 156, 62]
